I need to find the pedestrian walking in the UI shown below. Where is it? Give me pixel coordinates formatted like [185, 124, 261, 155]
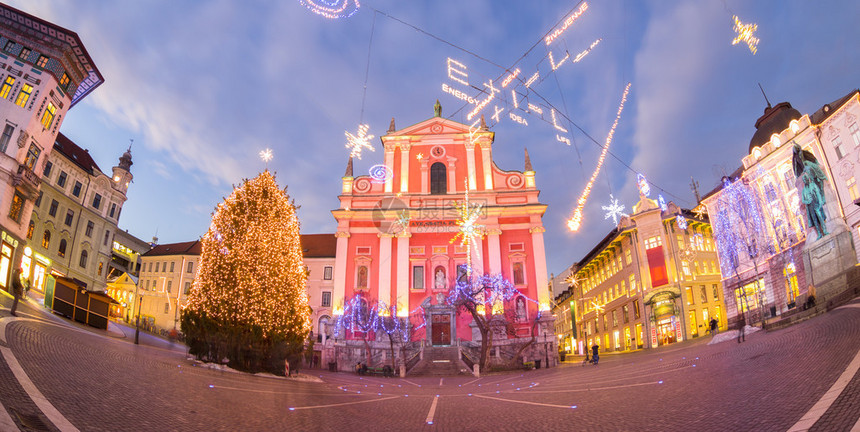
[9, 268, 24, 316]
[737, 313, 746, 343]
[591, 344, 599, 365]
[709, 317, 718, 335]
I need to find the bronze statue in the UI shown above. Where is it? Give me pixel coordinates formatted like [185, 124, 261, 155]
[792, 142, 829, 239]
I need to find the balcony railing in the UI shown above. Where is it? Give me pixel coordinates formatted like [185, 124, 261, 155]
[13, 163, 41, 198]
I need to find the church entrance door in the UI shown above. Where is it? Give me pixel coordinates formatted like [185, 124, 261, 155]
[431, 314, 451, 345]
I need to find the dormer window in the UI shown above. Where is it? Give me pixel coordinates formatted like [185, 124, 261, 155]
[752, 147, 762, 160]
[18, 47, 30, 60]
[789, 120, 800, 134]
[36, 55, 48, 69]
[770, 134, 781, 148]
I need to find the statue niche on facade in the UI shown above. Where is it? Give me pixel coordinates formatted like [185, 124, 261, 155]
[792, 142, 829, 240]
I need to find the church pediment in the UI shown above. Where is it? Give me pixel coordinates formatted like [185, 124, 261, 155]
[387, 117, 479, 138]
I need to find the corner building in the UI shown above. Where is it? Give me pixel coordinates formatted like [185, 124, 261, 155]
[331, 110, 552, 345]
[0, 3, 102, 290]
[568, 195, 726, 354]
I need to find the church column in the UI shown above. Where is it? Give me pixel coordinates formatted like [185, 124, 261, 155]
[480, 143, 494, 190]
[487, 228, 502, 275]
[465, 142, 477, 190]
[530, 226, 550, 311]
[384, 143, 396, 194]
[333, 231, 350, 315]
[420, 157, 429, 194]
[395, 231, 411, 316]
[400, 143, 411, 193]
[446, 156, 458, 194]
[378, 233, 394, 307]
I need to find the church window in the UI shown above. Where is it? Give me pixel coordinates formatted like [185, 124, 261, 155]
[356, 265, 368, 290]
[430, 162, 447, 194]
[512, 261, 525, 285]
[412, 265, 424, 290]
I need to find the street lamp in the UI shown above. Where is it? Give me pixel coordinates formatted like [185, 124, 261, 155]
[134, 286, 142, 345]
[544, 330, 549, 368]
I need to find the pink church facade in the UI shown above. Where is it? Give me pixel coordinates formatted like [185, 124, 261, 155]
[331, 110, 552, 344]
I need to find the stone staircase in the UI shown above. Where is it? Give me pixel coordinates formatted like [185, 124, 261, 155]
[408, 346, 468, 376]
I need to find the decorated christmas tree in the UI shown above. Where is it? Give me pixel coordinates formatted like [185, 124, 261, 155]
[181, 170, 311, 373]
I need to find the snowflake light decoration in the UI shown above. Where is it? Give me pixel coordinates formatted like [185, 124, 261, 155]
[732, 15, 759, 54]
[565, 272, 584, 289]
[259, 148, 273, 163]
[450, 179, 485, 272]
[602, 195, 628, 224]
[676, 214, 688, 230]
[345, 124, 375, 159]
[591, 300, 604, 313]
[694, 206, 707, 220]
[658, 194, 668, 212]
[679, 247, 697, 264]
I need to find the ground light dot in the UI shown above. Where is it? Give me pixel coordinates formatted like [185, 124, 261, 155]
[693, 365, 696, 367]
[658, 380, 664, 384]
[468, 394, 472, 396]
[428, 422, 433, 425]
[209, 385, 214, 388]
[496, 391, 500, 394]
[682, 357, 686, 359]
[571, 406, 577, 409]
[696, 357, 699, 360]
[289, 408, 295, 411]
[378, 393, 382, 395]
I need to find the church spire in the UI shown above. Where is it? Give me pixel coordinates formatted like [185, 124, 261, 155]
[344, 156, 353, 177]
[524, 148, 533, 172]
[388, 117, 396, 133]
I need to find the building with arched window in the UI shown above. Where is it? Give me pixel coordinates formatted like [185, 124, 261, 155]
[331, 106, 554, 364]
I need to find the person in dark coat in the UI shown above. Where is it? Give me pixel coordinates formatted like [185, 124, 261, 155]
[709, 318, 718, 335]
[737, 313, 746, 343]
[9, 268, 23, 316]
[591, 344, 599, 365]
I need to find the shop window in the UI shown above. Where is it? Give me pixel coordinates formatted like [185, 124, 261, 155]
[712, 284, 720, 301]
[42, 230, 51, 248]
[699, 285, 708, 303]
[633, 300, 641, 319]
[322, 291, 332, 307]
[79, 250, 88, 268]
[612, 310, 618, 327]
[702, 308, 710, 327]
[622, 304, 630, 323]
[412, 265, 424, 290]
[430, 162, 447, 194]
[689, 311, 698, 337]
[685, 286, 695, 305]
[324, 266, 333, 280]
[8, 191, 24, 222]
[784, 263, 799, 305]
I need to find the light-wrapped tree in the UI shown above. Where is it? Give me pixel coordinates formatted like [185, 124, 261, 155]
[181, 170, 312, 374]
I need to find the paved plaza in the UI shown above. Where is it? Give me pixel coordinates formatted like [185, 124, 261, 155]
[0, 293, 859, 431]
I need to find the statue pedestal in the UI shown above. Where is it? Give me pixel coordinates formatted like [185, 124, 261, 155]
[802, 227, 856, 301]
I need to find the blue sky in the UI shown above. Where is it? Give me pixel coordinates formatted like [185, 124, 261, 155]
[12, 1, 860, 276]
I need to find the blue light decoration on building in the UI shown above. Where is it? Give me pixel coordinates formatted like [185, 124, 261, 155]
[711, 177, 774, 278]
[658, 194, 668, 212]
[637, 173, 651, 197]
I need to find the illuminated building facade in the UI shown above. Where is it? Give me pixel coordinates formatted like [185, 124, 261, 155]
[0, 3, 102, 292]
[567, 195, 725, 354]
[26, 133, 132, 295]
[301, 234, 336, 344]
[138, 241, 201, 332]
[701, 91, 859, 327]
[550, 269, 575, 354]
[331, 108, 553, 347]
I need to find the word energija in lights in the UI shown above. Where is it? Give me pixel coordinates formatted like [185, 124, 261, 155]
[545, 2, 589, 45]
[567, 83, 632, 232]
[298, 0, 360, 19]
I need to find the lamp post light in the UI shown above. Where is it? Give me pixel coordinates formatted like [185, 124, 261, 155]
[544, 330, 549, 368]
[134, 287, 142, 345]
